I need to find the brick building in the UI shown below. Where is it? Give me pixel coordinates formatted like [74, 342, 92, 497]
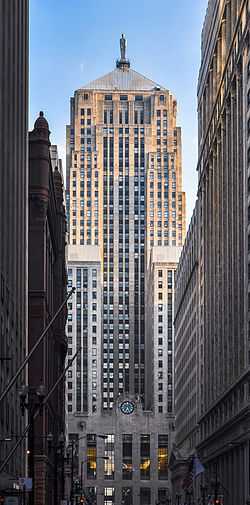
[28, 112, 67, 505]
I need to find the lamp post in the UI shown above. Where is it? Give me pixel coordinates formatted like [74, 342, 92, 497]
[19, 384, 46, 505]
[47, 432, 65, 505]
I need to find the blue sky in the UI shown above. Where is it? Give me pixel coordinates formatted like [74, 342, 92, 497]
[30, 0, 208, 223]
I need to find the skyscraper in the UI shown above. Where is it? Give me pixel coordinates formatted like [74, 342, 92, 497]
[66, 36, 186, 505]
[0, 0, 28, 489]
[173, 1, 250, 503]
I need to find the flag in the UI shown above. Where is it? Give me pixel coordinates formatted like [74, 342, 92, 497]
[182, 457, 194, 491]
[193, 455, 205, 478]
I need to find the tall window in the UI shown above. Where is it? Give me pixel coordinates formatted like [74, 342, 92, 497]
[122, 488, 132, 505]
[167, 270, 172, 289]
[140, 435, 150, 480]
[122, 435, 133, 480]
[87, 434, 97, 479]
[104, 435, 115, 479]
[85, 488, 97, 504]
[158, 435, 168, 479]
[140, 488, 150, 505]
[158, 488, 169, 504]
[104, 488, 115, 505]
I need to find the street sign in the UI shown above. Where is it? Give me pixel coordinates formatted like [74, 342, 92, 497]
[18, 478, 32, 491]
[4, 497, 19, 505]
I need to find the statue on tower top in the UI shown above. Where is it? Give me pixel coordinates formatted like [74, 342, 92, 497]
[117, 33, 130, 69]
[120, 34, 127, 60]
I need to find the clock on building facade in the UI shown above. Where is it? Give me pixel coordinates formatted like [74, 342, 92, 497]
[120, 400, 135, 415]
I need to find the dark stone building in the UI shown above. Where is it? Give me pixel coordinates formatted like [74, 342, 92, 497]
[0, 0, 28, 490]
[196, 2, 250, 504]
[28, 112, 67, 505]
[173, 1, 250, 504]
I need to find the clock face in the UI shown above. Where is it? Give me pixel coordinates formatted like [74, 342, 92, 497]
[120, 400, 135, 415]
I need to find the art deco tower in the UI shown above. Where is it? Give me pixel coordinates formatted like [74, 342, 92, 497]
[66, 35, 185, 406]
[66, 36, 185, 505]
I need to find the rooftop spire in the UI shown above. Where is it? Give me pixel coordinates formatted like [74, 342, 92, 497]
[116, 33, 130, 70]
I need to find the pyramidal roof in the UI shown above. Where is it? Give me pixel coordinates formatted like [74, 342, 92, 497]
[81, 67, 166, 92]
[81, 34, 165, 92]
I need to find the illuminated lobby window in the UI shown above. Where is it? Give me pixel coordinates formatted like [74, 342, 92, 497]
[158, 434, 168, 480]
[104, 434, 115, 480]
[122, 434, 133, 480]
[140, 434, 150, 480]
[87, 434, 97, 479]
[104, 487, 115, 505]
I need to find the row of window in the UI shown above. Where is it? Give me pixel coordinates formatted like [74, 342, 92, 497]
[102, 94, 166, 103]
[80, 108, 91, 115]
[76, 486, 169, 505]
[83, 433, 168, 481]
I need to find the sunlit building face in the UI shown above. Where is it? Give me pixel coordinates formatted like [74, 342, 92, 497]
[66, 81, 185, 412]
[66, 37, 185, 505]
